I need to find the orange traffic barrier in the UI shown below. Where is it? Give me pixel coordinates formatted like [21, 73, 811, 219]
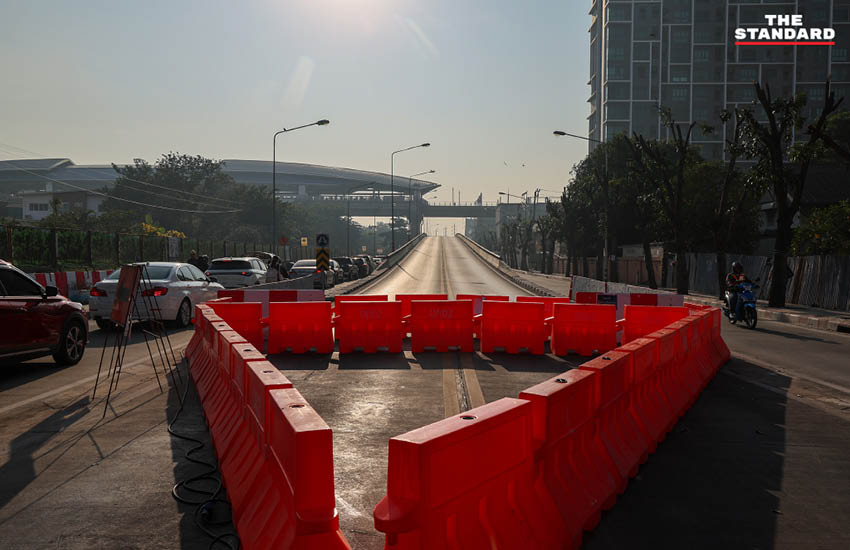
[218, 289, 244, 301]
[578, 351, 647, 483]
[373, 398, 572, 549]
[479, 301, 546, 354]
[621, 305, 690, 344]
[519, 370, 619, 538]
[409, 300, 474, 352]
[335, 301, 403, 353]
[643, 327, 691, 425]
[207, 343, 264, 458]
[615, 338, 670, 450]
[516, 295, 571, 317]
[517, 296, 572, 335]
[455, 293, 509, 315]
[196, 317, 231, 406]
[663, 319, 704, 408]
[395, 294, 448, 325]
[628, 293, 658, 306]
[574, 292, 598, 304]
[550, 304, 617, 356]
[224, 361, 293, 522]
[267, 302, 333, 354]
[205, 301, 264, 352]
[187, 304, 214, 358]
[333, 294, 388, 321]
[234, 387, 350, 550]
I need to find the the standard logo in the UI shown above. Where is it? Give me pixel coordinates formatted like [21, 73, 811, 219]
[735, 14, 835, 45]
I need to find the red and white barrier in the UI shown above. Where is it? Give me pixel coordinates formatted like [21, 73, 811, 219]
[31, 270, 113, 298]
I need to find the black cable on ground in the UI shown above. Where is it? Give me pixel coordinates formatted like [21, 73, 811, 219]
[168, 361, 241, 550]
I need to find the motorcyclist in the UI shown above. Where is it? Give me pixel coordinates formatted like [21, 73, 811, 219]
[726, 261, 752, 321]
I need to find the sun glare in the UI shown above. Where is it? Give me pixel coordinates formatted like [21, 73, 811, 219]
[296, 0, 392, 35]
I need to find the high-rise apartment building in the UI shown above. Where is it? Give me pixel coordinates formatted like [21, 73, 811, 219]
[588, 0, 850, 160]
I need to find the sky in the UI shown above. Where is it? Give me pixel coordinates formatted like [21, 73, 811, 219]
[0, 0, 591, 230]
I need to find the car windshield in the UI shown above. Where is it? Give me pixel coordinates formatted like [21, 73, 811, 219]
[210, 260, 252, 270]
[292, 260, 316, 267]
[106, 266, 173, 280]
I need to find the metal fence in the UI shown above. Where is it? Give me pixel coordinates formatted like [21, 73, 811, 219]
[0, 225, 298, 272]
[563, 250, 850, 312]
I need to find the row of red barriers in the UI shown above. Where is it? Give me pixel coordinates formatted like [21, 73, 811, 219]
[186, 305, 351, 550]
[373, 304, 730, 549]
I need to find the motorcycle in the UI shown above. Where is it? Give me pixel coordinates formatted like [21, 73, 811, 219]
[723, 279, 759, 329]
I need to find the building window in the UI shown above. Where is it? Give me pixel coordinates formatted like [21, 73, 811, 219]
[39, 203, 49, 211]
[672, 87, 689, 100]
[833, 48, 848, 62]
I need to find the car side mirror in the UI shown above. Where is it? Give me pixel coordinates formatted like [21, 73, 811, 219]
[208, 277, 217, 283]
[44, 285, 59, 297]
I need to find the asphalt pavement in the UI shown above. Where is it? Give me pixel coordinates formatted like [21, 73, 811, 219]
[1, 236, 848, 549]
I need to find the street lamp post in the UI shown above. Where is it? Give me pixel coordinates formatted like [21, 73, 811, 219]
[554, 130, 609, 282]
[272, 119, 329, 251]
[407, 169, 435, 241]
[391, 142, 430, 252]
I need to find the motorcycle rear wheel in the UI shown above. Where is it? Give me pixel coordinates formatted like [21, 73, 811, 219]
[743, 307, 757, 329]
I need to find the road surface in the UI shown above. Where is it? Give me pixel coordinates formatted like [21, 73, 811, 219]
[0, 235, 848, 549]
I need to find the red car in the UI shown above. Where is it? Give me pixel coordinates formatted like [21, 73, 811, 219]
[0, 260, 88, 366]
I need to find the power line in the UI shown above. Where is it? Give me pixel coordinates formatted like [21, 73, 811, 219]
[0, 142, 244, 206]
[1, 159, 242, 214]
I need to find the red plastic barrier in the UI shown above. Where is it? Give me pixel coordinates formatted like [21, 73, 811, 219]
[456, 294, 509, 315]
[516, 295, 572, 317]
[578, 351, 648, 483]
[409, 300, 474, 352]
[335, 294, 388, 303]
[373, 398, 572, 549]
[550, 304, 617, 357]
[628, 293, 658, 306]
[643, 327, 692, 424]
[615, 338, 670, 450]
[239, 387, 350, 550]
[663, 319, 704, 408]
[335, 301, 403, 353]
[205, 301, 264, 352]
[574, 292, 598, 304]
[479, 301, 546, 354]
[395, 293, 448, 319]
[621, 305, 690, 344]
[519, 370, 619, 538]
[223, 361, 293, 521]
[218, 289, 245, 301]
[267, 302, 334, 354]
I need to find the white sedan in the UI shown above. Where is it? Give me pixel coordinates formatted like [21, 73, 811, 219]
[205, 257, 268, 289]
[89, 262, 223, 330]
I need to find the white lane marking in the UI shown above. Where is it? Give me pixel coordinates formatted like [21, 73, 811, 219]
[0, 337, 190, 417]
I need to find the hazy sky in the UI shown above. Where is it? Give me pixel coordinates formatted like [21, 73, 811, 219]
[1, 0, 590, 211]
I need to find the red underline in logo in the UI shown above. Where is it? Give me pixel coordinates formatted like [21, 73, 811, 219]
[735, 41, 835, 46]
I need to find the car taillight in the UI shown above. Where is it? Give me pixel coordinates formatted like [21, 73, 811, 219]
[241, 271, 249, 276]
[141, 287, 168, 297]
[90, 287, 107, 297]
[204, 271, 210, 276]
[316, 269, 322, 274]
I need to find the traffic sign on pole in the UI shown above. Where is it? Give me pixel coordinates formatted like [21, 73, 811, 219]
[361, 245, 367, 252]
[301, 236, 308, 247]
[316, 247, 330, 271]
[316, 233, 330, 247]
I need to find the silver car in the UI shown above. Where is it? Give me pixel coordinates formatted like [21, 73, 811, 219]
[89, 262, 223, 330]
[206, 257, 267, 289]
[289, 259, 332, 288]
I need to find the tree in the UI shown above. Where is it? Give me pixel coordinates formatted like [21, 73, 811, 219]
[792, 200, 850, 255]
[536, 211, 560, 274]
[629, 111, 701, 294]
[741, 79, 843, 306]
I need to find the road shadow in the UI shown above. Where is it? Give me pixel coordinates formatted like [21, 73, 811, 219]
[168, 360, 237, 550]
[583, 359, 788, 549]
[748, 325, 840, 345]
[267, 353, 334, 371]
[337, 353, 412, 370]
[0, 396, 90, 511]
[477, 351, 586, 374]
[0, 360, 68, 391]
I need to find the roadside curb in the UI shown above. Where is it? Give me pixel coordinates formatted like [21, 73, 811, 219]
[682, 295, 850, 334]
[453, 234, 556, 297]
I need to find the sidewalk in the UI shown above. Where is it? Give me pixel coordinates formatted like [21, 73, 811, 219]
[507, 269, 850, 333]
